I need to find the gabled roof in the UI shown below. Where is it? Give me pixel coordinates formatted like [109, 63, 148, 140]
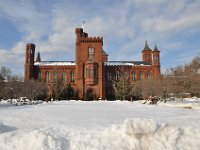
[104, 61, 151, 66]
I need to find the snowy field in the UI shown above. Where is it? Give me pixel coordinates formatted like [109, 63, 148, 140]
[0, 100, 200, 150]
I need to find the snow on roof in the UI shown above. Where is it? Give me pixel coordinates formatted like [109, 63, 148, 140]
[34, 61, 76, 66]
[104, 61, 151, 66]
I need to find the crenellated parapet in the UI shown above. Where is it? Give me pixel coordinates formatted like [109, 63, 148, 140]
[79, 37, 103, 43]
[75, 28, 103, 43]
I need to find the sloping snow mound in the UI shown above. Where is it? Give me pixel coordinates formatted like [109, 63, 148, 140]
[70, 119, 200, 150]
[0, 119, 200, 150]
[0, 130, 69, 150]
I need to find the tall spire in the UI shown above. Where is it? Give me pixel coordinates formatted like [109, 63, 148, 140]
[35, 52, 41, 62]
[144, 40, 150, 50]
[81, 21, 85, 29]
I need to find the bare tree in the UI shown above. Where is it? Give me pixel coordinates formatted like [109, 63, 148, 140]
[21, 80, 48, 100]
[162, 53, 200, 97]
[0, 66, 11, 79]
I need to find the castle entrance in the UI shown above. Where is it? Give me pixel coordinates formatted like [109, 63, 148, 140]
[86, 88, 94, 100]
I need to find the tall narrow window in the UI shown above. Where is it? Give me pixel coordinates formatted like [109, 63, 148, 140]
[54, 72, 58, 82]
[148, 54, 151, 62]
[26, 56, 28, 63]
[45, 71, 50, 82]
[88, 47, 94, 61]
[125, 71, 129, 77]
[94, 67, 98, 79]
[107, 72, 112, 81]
[115, 71, 120, 80]
[157, 55, 160, 63]
[147, 71, 152, 80]
[71, 71, 75, 82]
[132, 71, 136, 81]
[89, 68, 93, 78]
[62, 72, 66, 81]
[86, 68, 89, 77]
[38, 71, 42, 80]
[154, 55, 160, 63]
[139, 71, 144, 80]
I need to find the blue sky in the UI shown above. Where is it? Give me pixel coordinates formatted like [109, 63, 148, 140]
[0, 0, 200, 75]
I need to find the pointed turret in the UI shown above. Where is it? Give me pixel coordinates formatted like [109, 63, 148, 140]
[144, 40, 151, 50]
[35, 52, 41, 62]
[153, 44, 160, 52]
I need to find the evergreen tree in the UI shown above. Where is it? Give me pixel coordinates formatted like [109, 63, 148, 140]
[113, 69, 133, 100]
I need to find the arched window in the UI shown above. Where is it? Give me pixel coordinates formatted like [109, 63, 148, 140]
[107, 72, 112, 81]
[139, 71, 144, 80]
[154, 55, 160, 63]
[125, 71, 128, 77]
[89, 68, 93, 78]
[71, 71, 75, 82]
[148, 54, 151, 62]
[88, 47, 94, 61]
[94, 66, 98, 79]
[132, 71, 136, 81]
[54, 72, 58, 81]
[147, 71, 152, 80]
[115, 71, 120, 80]
[86, 68, 89, 77]
[45, 71, 50, 82]
[62, 72, 66, 81]
[38, 71, 42, 80]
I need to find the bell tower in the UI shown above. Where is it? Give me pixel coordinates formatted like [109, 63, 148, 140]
[153, 45, 160, 77]
[24, 43, 35, 81]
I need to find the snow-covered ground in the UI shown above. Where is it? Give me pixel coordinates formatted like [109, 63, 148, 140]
[0, 100, 200, 150]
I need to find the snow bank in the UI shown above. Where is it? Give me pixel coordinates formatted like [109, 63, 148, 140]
[70, 119, 200, 150]
[0, 119, 199, 150]
[0, 130, 68, 150]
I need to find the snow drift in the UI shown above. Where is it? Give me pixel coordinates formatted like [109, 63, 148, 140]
[0, 119, 199, 150]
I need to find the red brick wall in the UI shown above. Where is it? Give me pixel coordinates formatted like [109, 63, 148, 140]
[25, 28, 161, 100]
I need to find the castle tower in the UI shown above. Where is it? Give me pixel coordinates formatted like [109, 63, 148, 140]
[153, 45, 160, 77]
[142, 40, 152, 64]
[75, 28, 105, 100]
[24, 43, 35, 81]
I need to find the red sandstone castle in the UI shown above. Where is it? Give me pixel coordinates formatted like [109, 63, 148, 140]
[24, 28, 160, 100]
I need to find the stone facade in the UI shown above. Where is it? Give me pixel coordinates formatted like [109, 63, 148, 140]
[24, 28, 160, 100]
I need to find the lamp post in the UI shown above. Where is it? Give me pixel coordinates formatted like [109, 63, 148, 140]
[33, 90, 35, 100]
[163, 86, 166, 103]
[10, 87, 13, 100]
